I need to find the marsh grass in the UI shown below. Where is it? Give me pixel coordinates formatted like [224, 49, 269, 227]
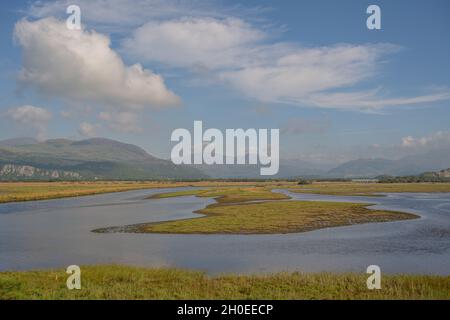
[0, 181, 296, 203]
[140, 198, 417, 234]
[1, 181, 449, 204]
[288, 182, 450, 196]
[149, 186, 290, 203]
[0, 265, 448, 300]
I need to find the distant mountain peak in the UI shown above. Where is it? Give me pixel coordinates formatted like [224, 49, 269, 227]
[327, 150, 450, 178]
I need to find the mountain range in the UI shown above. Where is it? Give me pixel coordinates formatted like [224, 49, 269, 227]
[327, 149, 450, 178]
[0, 137, 449, 180]
[0, 138, 206, 180]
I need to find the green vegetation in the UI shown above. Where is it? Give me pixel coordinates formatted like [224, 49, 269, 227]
[1, 265, 448, 300]
[288, 182, 450, 196]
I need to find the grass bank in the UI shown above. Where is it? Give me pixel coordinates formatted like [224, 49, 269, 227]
[104, 187, 418, 234]
[288, 182, 450, 196]
[1, 265, 448, 300]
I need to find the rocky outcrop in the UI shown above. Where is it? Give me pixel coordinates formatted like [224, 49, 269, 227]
[0, 164, 81, 179]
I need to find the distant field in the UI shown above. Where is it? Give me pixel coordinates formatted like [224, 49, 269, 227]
[1, 265, 448, 300]
[0, 181, 296, 203]
[0, 181, 179, 203]
[0, 181, 449, 204]
[96, 187, 418, 235]
[288, 182, 450, 196]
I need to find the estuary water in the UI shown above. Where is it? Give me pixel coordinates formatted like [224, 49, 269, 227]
[0, 188, 449, 275]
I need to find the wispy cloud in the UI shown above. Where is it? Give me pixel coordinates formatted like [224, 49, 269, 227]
[122, 17, 265, 69]
[121, 15, 450, 112]
[300, 89, 450, 111]
[26, 0, 268, 31]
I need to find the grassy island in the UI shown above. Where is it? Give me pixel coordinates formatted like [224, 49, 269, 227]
[97, 187, 419, 234]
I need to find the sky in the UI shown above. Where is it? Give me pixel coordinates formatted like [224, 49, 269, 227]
[0, 0, 449, 164]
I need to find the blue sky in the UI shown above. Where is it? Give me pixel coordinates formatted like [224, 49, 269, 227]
[0, 0, 449, 163]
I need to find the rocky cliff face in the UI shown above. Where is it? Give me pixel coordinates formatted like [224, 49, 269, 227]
[0, 164, 82, 179]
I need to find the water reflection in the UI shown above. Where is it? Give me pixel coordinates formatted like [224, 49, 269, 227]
[0, 188, 449, 275]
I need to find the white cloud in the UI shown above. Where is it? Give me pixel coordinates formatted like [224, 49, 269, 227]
[220, 45, 391, 106]
[78, 122, 98, 137]
[305, 90, 450, 111]
[123, 17, 265, 69]
[14, 18, 180, 110]
[99, 111, 142, 133]
[7, 105, 52, 140]
[401, 131, 450, 149]
[23, 2, 450, 112]
[122, 16, 450, 111]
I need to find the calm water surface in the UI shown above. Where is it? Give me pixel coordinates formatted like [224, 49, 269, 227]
[0, 188, 449, 274]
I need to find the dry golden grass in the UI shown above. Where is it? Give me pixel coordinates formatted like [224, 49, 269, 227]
[1, 181, 448, 204]
[288, 182, 450, 196]
[0, 181, 297, 203]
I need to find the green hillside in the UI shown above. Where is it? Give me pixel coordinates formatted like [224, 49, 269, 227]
[0, 138, 206, 180]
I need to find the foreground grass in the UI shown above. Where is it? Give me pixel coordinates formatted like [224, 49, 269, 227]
[288, 182, 450, 196]
[0, 265, 448, 300]
[0, 181, 296, 203]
